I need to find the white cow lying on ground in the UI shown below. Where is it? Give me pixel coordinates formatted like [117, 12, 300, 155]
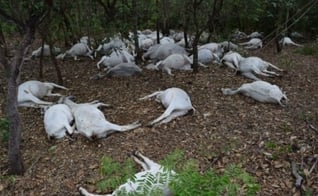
[57, 43, 94, 60]
[91, 62, 142, 79]
[43, 103, 75, 139]
[247, 31, 263, 39]
[31, 44, 61, 58]
[219, 41, 239, 51]
[222, 52, 283, 80]
[189, 48, 220, 66]
[155, 53, 193, 75]
[221, 51, 244, 70]
[140, 87, 195, 126]
[95, 36, 127, 55]
[239, 38, 262, 49]
[79, 151, 175, 196]
[222, 80, 288, 106]
[59, 96, 141, 139]
[198, 42, 224, 59]
[96, 49, 134, 69]
[18, 80, 68, 108]
[238, 57, 283, 80]
[279, 37, 303, 47]
[142, 43, 187, 63]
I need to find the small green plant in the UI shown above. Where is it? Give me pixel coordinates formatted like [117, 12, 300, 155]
[265, 141, 277, 150]
[170, 162, 260, 196]
[264, 140, 292, 160]
[0, 117, 9, 143]
[96, 156, 136, 192]
[0, 174, 16, 189]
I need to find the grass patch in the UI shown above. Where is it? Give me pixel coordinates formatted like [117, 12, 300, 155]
[295, 45, 318, 57]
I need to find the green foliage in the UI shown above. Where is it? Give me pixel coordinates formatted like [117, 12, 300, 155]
[0, 117, 9, 143]
[95, 150, 260, 195]
[170, 162, 260, 196]
[264, 140, 292, 160]
[296, 45, 318, 57]
[97, 156, 137, 192]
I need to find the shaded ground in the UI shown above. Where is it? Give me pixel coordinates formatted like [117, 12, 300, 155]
[0, 44, 318, 195]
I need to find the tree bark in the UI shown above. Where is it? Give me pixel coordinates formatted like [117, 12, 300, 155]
[4, 25, 36, 175]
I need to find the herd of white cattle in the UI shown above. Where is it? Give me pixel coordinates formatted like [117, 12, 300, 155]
[20, 29, 304, 195]
[22, 28, 303, 139]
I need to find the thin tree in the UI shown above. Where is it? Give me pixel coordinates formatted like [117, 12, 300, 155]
[0, 1, 50, 175]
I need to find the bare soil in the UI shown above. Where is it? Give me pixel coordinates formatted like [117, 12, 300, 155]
[0, 44, 317, 195]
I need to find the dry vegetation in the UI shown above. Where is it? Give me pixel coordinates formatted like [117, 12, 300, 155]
[0, 43, 317, 195]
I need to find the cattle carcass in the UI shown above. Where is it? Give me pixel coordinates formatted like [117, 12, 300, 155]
[142, 43, 187, 63]
[59, 96, 141, 139]
[222, 80, 287, 106]
[18, 80, 68, 108]
[239, 38, 263, 50]
[238, 57, 283, 80]
[140, 87, 195, 126]
[155, 53, 193, 75]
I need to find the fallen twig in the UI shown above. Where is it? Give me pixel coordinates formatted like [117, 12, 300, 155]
[291, 161, 304, 188]
[308, 124, 318, 134]
[309, 157, 318, 175]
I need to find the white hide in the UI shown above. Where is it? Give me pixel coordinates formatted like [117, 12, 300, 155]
[60, 97, 141, 139]
[92, 62, 142, 79]
[44, 104, 74, 139]
[105, 62, 142, 77]
[231, 30, 247, 40]
[196, 48, 220, 65]
[219, 41, 239, 51]
[142, 43, 187, 62]
[79, 151, 175, 196]
[247, 31, 263, 39]
[18, 80, 68, 108]
[31, 44, 61, 58]
[239, 38, 263, 49]
[139, 37, 154, 51]
[221, 51, 244, 70]
[96, 49, 134, 69]
[160, 36, 175, 45]
[80, 36, 95, 46]
[238, 57, 283, 81]
[96, 37, 126, 55]
[155, 53, 193, 75]
[222, 80, 287, 106]
[140, 87, 195, 125]
[279, 37, 303, 47]
[198, 43, 224, 59]
[57, 43, 94, 60]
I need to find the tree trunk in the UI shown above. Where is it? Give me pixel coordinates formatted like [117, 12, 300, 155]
[191, 34, 199, 73]
[49, 43, 63, 84]
[132, 0, 142, 64]
[5, 26, 35, 175]
[162, 0, 169, 36]
[39, 39, 45, 79]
